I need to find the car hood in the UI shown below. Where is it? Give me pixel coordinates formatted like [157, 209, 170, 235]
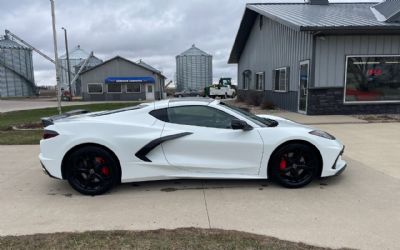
[257, 114, 312, 130]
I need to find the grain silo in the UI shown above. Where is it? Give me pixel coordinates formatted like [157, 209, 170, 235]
[59, 45, 89, 87]
[176, 44, 212, 91]
[0, 35, 35, 97]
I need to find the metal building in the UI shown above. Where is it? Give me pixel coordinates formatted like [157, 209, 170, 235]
[73, 54, 103, 96]
[80, 56, 166, 101]
[176, 44, 212, 91]
[0, 35, 35, 97]
[59, 45, 89, 87]
[229, 0, 400, 115]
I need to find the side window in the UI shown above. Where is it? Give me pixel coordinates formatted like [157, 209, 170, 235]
[168, 106, 235, 129]
[149, 108, 168, 122]
[242, 70, 251, 90]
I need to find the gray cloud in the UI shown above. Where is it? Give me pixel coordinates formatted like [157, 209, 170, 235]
[0, 0, 378, 86]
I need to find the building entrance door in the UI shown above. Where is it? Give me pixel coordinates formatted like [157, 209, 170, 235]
[146, 84, 154, 100]
[298, 60, 309, 113]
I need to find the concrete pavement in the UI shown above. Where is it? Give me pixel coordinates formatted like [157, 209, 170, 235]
[0, 122, 399, 250]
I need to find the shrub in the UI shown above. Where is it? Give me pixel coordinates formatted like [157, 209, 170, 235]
[246, 91, 263, 106]
[236, 91, 246, 102]
[261, 100, 275, 110]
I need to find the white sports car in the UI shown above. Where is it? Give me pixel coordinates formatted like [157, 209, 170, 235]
[39, 98, 346, 195]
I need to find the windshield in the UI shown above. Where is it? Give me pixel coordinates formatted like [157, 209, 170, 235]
[219, 102, 278, 127]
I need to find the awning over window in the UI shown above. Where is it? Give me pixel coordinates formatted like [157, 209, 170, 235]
[105, 77, 155, 84]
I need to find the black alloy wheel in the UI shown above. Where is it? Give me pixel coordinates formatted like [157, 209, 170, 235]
[66, 146, 119, 195]
[270, 143, 319, 188]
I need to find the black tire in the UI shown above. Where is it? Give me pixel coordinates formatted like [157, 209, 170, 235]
[269, 143, 319, 188]
[66, 146, 119, 195]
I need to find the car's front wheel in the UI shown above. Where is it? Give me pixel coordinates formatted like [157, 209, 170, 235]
[66, 146, 119, 195]
[270, 143, 319, 188]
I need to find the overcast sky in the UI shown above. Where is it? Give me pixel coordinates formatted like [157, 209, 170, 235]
[0, 0, 378, 86]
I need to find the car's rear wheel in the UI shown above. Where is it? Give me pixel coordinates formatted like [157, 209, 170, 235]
[66, 146, 119, 195]
[270, 143, 319, 188]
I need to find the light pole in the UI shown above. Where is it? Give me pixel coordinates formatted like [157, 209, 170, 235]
[61, 27, 72, 99]
[50, 0, 62, 114]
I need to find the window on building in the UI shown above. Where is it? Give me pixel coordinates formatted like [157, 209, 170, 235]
[274, 67, 288, 92]
[242, 70, 251, 89]
[147, 85, 153, 93]
[126, 83, 141, 93]
[165, 106, 236, 129]
[88, 83, 103, 94]
[255, 72, 264, 91]
[345, 56, 400, 103]
[107, 84, 121, 93]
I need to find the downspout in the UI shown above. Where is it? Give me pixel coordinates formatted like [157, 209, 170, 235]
[309, 31, 320, 115]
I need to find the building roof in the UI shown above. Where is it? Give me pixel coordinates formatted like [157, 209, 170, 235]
[137, 59, 161, 74]
[178, 44, 211, 56]
[229, 2, 400, 63]
[0, 36, 29, 50]
[80, 56, 166, 79]
[75, 54, 103, 68]
[247, 2, 400, 31]
[371, 0, 400, 22]
[59, 45, 90, 60]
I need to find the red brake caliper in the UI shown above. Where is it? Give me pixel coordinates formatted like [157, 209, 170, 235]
[95, 157, 110, 176]
[101, 167, 110, 176]
[279, 158, 287, 170]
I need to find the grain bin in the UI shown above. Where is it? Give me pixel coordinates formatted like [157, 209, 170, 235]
[59, 45, 89, 87]
[176, 44, 212, 91]
[0, 35, 35, 97]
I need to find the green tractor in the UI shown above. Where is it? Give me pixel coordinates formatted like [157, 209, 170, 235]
[204, 78, 236, 99]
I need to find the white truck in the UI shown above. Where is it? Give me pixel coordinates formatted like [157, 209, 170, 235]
[206, 78, 236, 99]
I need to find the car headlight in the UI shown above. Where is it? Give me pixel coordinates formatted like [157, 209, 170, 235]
[309, 130, 336, 140]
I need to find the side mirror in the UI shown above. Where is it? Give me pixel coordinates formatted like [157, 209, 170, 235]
[231, 119, 253, 131]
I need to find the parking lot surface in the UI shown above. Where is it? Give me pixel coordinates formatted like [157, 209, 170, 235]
[0, 122, 399, 250]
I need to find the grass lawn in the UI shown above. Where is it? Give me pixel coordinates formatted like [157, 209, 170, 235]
[0, 102, 141, 145]
[0, 228, 339, 250]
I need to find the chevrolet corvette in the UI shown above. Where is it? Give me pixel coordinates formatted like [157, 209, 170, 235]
[39, 98, 346, 195]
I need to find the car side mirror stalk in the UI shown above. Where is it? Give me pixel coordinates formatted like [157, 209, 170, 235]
[231, 119, 253, 131]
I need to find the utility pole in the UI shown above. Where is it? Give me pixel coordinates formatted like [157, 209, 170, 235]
[50, 0, 62, 114]
[61, 27, 72, 99]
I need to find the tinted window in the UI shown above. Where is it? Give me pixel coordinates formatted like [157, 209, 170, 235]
[88, 84, 103, 93]
[126, 83, 141, 93]
[168, 106, 235, 129]
[219, 102, 278, 127]
[107, 84, 121, 93]
[149, 108, 168, 122]
[345, 56, 400, 102]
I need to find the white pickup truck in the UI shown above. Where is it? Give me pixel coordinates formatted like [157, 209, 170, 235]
[208, 85, 236, 98]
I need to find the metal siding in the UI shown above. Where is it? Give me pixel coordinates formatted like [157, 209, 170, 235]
[248, 3, 400, 30]
[80, 58, 160, 100]
[314, 34, 400, 88]
[176, 46, 212, 91]
[238, 16, 313, 92]
[372, 1, 400, 22]
[0, 40, 35, 97]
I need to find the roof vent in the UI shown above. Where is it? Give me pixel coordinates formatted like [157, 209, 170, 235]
[308, 0, 329, 5]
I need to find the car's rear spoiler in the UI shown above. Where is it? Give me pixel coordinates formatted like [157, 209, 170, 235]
[41, 109, 90, 127]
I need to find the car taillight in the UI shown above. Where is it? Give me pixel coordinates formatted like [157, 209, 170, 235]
[43, 130, 59, 139]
